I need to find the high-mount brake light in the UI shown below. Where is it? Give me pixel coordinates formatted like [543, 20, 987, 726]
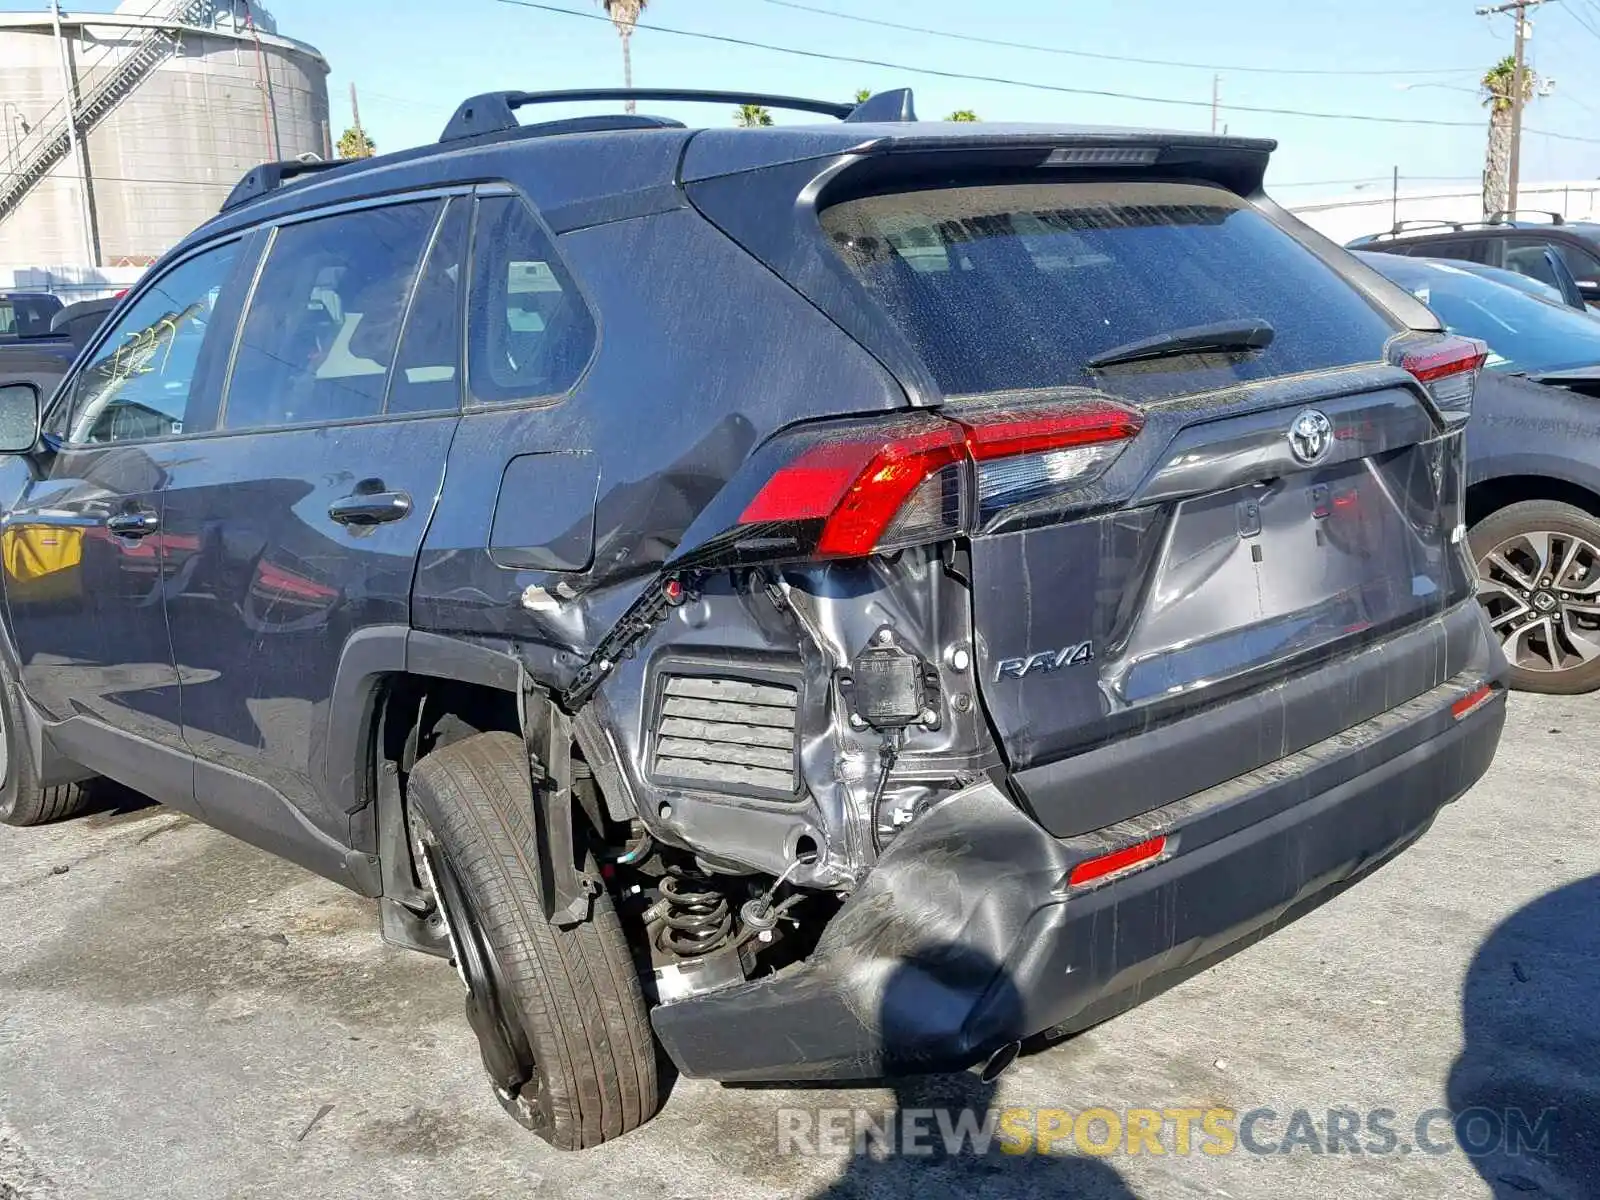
[736, 401, 1143, 561]
[1395, 335, 1488, 426]
[1044, 146, 1161, 167]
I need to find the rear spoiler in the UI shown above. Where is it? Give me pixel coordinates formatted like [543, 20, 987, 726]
[681, 127, 1277, 196]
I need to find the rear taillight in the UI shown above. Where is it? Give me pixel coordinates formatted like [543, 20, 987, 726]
[1395, 335, 1488, 426]
[963, 401, 1143, 524]
[740, 421, 967, 558]
[733, 400, 1142, 562]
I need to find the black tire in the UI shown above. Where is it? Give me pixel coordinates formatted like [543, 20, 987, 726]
[1470, 499, 1600, 695]
[407, 731, 658, 1149]
[0, 655, 92, 827]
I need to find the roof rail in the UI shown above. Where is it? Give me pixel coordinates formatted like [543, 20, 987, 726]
[438, 87, 916, 143]
[220, 158, 346, 213]
[1363, 219, 1466, 242]
[1489, 208, 1565, 225]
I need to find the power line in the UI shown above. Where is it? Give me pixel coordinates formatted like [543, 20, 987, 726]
[25, 171, 231, 189]
[1271, 174, 1484, 187]
[756, 0, 1484, 78]
[492, 0, 1600, 145]
[1558, 0, 1600, 39]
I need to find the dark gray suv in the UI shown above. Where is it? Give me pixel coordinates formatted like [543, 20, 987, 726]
[0, 88, 1507, 1148]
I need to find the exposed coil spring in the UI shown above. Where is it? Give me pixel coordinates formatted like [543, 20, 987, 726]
[657, 870, 734, 957]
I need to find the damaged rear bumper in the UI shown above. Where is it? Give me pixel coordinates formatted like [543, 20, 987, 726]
[650, 671, 1506, 1083]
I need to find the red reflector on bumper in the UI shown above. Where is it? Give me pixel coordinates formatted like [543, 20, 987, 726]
[1068, 835, 1167, 887]
[1452, 684, 1496, 720]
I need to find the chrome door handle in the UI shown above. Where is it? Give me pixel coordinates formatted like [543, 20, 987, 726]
[106, 511, 159, 538]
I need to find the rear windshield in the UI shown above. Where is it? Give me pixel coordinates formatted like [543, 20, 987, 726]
[821, 181, 1399, 402]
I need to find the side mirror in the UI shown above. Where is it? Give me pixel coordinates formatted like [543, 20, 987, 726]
[0, 382, 42, 453]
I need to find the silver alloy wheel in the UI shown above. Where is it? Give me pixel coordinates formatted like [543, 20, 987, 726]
[1477, 528, 1600, 673]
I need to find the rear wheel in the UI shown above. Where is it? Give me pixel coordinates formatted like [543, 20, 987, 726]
[1470, 499, 1600, 694]
[0, 656, 92, 827]
[406, 731, 658, 1148]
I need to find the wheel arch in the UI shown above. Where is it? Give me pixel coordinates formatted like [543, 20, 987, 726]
[1466, 472, 1600, 528]
[323, 628, 577, 954]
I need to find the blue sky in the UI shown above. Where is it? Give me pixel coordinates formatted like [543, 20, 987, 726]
[12, 0, 1600, 196]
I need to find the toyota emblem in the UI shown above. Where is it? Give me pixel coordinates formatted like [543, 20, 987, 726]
[1287, 409, 1334, 466]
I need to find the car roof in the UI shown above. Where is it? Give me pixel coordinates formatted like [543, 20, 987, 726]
[178, 87, 1277, 260]
[1352, 222, 1600, 250]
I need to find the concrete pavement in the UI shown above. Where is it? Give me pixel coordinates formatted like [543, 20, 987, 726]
[0, 692, 1595, 1199]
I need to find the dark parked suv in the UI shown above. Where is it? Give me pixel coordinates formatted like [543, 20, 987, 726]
[1349, 210, 1600, 308]
[0, 88, 1507, 1148]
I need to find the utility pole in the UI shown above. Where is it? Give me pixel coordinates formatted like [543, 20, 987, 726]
[1477, 0, 1546, 215]
[1211, 74, 1220, 134]
[349, 82, 365, 155]
[1392, 165, 1400, 232]
[243, 0, 281, 161]
[50, 0, 99, 267]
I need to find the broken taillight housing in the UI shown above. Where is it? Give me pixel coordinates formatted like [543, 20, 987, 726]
[1394, 335, 1488, 427]
[718, 399, 1143, 563]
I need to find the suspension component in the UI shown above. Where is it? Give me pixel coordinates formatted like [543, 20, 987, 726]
[656, 869, 734, 957]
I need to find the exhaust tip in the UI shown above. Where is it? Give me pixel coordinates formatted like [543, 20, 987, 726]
[976, 1040, 1022, 1084]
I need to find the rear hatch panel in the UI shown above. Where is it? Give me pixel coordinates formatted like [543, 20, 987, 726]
[972, 380, 1472, 772]
[684, 138, 1478, 835]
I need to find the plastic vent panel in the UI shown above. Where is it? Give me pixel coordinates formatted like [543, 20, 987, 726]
[650, 675, 800, 798]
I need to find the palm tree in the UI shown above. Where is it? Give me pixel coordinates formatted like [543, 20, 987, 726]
[1481, 55, 1538, 218]
[598, 1, 647, 114]
[945, 110, 979, 122]
[336, 126, 375, 159]
[855, 88, 872, 103]
[735, 103, 773, 127]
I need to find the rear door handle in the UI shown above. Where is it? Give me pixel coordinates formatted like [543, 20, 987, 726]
[328, 490, 412, 527]
[106, 511, 159, 538]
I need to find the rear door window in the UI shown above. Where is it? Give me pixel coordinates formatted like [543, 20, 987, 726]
[820, 181, 1399, 402]
[224, 201, 440, 430]
[388, 198, 468, 415]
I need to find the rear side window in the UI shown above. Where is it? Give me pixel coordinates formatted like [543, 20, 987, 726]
[822, 181, 1399, 401]
[1554, 240, 1600, 283]
[224, 201, 441, 430]
[467, 195, 595, 404]
[1503, 237, 1563, 288]
[1404, 237, 1494, 265]
[0, 295, 61, 339]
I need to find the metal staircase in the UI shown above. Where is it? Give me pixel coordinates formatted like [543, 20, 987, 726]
[0, 0, 216, 227]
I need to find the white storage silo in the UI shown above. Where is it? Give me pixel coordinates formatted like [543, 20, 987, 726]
[0, 0, 331, 272]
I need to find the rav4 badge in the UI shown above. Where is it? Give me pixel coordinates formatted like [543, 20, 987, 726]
[994, 641, 1095, 680]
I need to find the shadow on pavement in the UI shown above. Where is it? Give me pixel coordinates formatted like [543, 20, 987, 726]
[1449, 871, 1600, 1198]
[805, 945, 1140, 1199]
